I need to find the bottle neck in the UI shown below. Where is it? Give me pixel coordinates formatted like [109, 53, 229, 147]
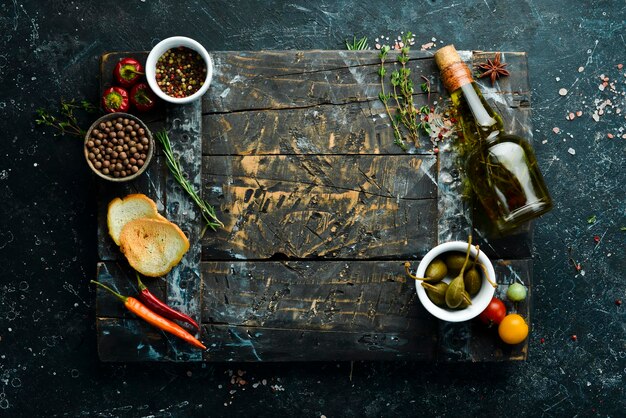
[457, 82, 503, 142]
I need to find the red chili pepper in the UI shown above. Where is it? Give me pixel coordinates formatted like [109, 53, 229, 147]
[91, 280, 206, 350]
[114, 57, 144, 87]
[102, 86, 129, 113]
[130, 83, 157, 113]
[136, 274, 200, 330]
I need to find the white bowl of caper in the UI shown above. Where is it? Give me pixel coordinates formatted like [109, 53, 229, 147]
[413, 239, 497, 322]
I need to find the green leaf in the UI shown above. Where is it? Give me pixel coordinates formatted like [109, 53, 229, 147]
[378, 67, 386, 77]
[587, 215, 597, 224]
[420, 82, 430, 93]
[621, 226, 626, 231]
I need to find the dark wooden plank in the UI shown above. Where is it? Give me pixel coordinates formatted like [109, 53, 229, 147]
[437, 258, 532, 362]
[205, 50, 439, 113]
[202, 325, 436, 362]
[97, 318, 205, 362]
[162, 102, 204, 361]
[202, 98, 433, 156]
[201, 155, 438, 260]
[201, 261, 433, 333]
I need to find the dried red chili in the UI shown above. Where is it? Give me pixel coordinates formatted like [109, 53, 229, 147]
[114, 58, 144, 87]
[102, 87, 129, 113]
[136, 274, 200, 330]
[91, 280, 205, 350]
[130, 83, 157, 113]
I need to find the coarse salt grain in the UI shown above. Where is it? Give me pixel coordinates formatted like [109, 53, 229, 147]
[592, 113, 600, 122]
[568, 148, 576, 155]
[552, 127, 560, 134]
[607, 133, 614, 138]
[555, 77, 561, 81]
[578, 66, 585, 72]
[599, 84, 606, 91]
[618, 64, 624, 70]
[559, 88, 568, 96]
[576, 110, 583, 117]
[568, 112, 575, 120]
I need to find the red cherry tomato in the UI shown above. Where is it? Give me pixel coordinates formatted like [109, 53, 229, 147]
[479, 297, 506, 326]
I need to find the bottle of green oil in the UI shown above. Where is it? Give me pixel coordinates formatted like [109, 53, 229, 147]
[434, 45, 553, 234]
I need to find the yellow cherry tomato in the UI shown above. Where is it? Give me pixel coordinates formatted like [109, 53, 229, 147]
[498, 314, 529, 344]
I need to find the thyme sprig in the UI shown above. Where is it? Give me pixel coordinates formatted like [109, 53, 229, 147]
[377, 32, 431, 150]
[35, 99, 97, 137]
[155, 130, 223, 232]
[378, 45, 406, 151]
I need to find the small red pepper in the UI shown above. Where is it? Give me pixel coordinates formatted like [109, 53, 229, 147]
[114, 58, 144, 87]
[130, 83, 157, 113]
[136, 274, 200, 330]
[91, 280, 205, 350]
[102, 86, 129, 113]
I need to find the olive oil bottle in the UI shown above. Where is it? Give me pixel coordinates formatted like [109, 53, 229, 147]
[434, 45, 553, 234]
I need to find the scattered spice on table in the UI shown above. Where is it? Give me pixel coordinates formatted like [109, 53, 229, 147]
[156, 46, 207, 98]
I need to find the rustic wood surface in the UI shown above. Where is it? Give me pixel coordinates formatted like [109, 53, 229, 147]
[96, 50, 533, 362]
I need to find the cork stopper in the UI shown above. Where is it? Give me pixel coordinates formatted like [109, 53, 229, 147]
[434, 45, 463, 70]
[434, 44, 473, 92]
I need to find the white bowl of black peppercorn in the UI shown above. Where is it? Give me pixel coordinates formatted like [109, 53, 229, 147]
[84, 113, 154, 182]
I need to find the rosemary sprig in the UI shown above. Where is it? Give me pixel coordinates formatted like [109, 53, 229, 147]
[155, 130, 224, 232]
[35, 99, 97, 137]
[345, 36, 369, 50]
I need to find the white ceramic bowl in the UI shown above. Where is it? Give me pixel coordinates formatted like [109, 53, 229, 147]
[415, 241, 496, 322]
[145, 36, 213, 104]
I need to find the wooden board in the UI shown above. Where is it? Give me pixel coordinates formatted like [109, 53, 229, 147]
[96, 50, 534, 362]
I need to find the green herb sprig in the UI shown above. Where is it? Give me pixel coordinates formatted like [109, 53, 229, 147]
[377, 32, 430, 150]
[155, 130, 223, 232]
[378, 45, 407, 151]
[345, 36, 369, 50]
[35, 99, 96, 137]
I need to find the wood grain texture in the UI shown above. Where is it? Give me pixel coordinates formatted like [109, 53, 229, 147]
[201, 154, 437, 260]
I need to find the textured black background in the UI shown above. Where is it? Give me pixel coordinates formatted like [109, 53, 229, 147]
[1, 1, 625, 416]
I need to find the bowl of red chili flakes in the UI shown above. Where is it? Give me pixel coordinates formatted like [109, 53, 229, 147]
[146, 36, 213, 104]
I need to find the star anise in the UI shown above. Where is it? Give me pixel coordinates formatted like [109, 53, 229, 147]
[477, 52, 510, 85]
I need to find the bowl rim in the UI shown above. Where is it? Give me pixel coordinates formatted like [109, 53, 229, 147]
[145, 36, 213, 104]
[83, 112, 154, 182]
[415, 241, 496, 322]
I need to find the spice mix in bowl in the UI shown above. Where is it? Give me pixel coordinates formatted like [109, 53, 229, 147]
[145, 36, 213, 104]
[84, 113, 154, 182]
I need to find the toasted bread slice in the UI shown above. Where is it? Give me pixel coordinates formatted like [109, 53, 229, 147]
[107, 194, 166, 245]
[119, 218, 190, 277]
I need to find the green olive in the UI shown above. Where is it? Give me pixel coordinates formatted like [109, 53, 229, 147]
[444, 251, 467, 276]
[425, 258, 448, 282]
[464, 268, 482, 296]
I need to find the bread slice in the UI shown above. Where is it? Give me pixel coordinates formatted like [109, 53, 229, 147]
[107, 194, 166, 245]
[119, 218, 190, 277]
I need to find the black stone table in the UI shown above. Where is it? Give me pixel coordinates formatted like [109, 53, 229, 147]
[1, 0, 624, 416]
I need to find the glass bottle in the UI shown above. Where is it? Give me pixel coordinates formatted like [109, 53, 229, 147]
[434, 45, 553, 234]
